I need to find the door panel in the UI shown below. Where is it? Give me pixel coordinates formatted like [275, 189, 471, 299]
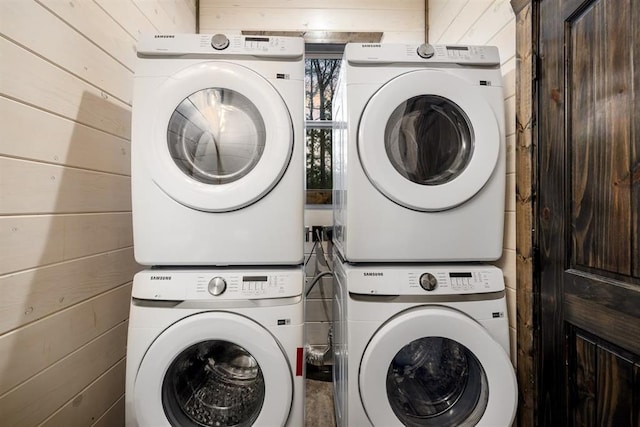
[568, 0, 634, 275]
[537, 0, 640, 424]
[568, 328, 640, 426]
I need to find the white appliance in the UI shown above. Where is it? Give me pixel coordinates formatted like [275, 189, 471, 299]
[333, 43, 506, 262]
[132, 34, 304, 266]
[125, 267, 305, 427]
[332, 259, 517, 426]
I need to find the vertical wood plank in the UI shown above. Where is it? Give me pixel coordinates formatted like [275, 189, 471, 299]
[572, 333, 597, 426]
[510, 1, 537, 426]
[596, 345, 635, 426]
[632, 0, 640, 279]
[569, 0, 632, 275]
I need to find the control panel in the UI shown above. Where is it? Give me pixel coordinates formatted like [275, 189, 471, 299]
[346, 43, 500, 66]
[132, 268, 303, 301]
[137, 33, 304, 58]
[344, 264, 504, 296]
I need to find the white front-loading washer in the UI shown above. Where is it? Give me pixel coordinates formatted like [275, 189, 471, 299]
[132, 33, 304, 266]
[333, 43, 506, 262]
[125, 267, 304, 427]
[332, 258, 517, 426]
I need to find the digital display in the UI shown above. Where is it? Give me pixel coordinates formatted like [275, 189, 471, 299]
[447, 46, 469, 51]
[449, 272, 472, 278]
[243, 275, 268, 282]
[245, 37, 269, 42]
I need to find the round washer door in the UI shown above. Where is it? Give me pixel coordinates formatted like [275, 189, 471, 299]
[358, 70, 500, 211]
[134, 312, 293, 427]
[359, 306, 517, 426]
[147, 61, 293, 212]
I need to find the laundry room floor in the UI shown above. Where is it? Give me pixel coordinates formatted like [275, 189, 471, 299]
[305, 379, 336, 426]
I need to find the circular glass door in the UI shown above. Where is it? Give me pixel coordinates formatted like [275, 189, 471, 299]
[385, 95, 473, 186]
[162, 340, 265, 426]
[359, 306, 517, 426]
[134, 312, 293, 427]
[148, 62, 294, 212]
[386, 337, 488, 426]
[358, 70, 501, 211]
[167, 89, 266, 185]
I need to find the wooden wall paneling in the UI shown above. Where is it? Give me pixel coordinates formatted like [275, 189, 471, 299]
[380, 32, 426, 43]
[0, 38, 131, 140]
[0, 213, 133, 275]
[93, 0, 157, 40]
[92, 396, 125, 427]
[39, 359, 125, 427]
[0, 321, 127, 427]
[305, 276, 333, 299]
[205, 0, 421, 9]
[36, 0, 138, 72]
[62, 213, 133, 259]
[0, 158, 131, 215]
[432, 0, 493, 43]
[305, 299, 332, 323]
[458, 0, 515, 45]
[306, 321, 331, 347]
[157, 0, 199, 33]
[0, 248, 140, 334]
[512, 1, 536, 425]
[428, 0, 467, 43]
[0, 283, 131, 395]
[0, 97, 131, 175]
[487, 18, 516, 63]
[132, 0, 187, 34]
[0, 1, 133, 104]
[199, 7, 424, 34]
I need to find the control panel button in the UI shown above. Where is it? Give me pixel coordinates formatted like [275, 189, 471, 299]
[419, 273, 438, 291]
[208, 277, 227, 296]
[211, 34, 230, 50]
[417, 43, 435, 59]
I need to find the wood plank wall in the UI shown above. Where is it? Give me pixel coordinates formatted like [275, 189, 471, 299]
[429, 0, 518, 363]
[198, 0, 426, 43]
[0, 1, 195, 425]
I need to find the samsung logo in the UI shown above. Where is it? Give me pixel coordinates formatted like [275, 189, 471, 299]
[154, 35, 175, 38]
[362, 44, 381, 48]
[364, 272, 384, 277]
[150, 276, 172, 280]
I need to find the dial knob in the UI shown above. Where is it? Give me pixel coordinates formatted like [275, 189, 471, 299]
[417, 43, 435, 59]
[211, 34, 230, 50]
[208, 277, 227, 296]
[419, 273, 438, 291]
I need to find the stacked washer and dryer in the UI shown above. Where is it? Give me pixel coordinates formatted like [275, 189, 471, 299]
[332, 43, 518, 426]
[126, 34, 306, 427]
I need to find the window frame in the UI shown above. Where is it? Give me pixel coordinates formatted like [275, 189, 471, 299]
[304, 43, 344, 208]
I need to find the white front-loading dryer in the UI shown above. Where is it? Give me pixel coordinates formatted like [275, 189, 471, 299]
[125, 267, 305, 427]
[332, 258, 517, 426]
[333, 43, 506, 262]
[132, 33, 304, 266]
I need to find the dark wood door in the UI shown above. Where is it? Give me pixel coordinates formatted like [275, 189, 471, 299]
[537, 0, 640, 425]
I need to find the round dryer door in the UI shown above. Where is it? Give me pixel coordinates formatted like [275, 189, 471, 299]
[147, 62, 293, 212]
[358, 70, 501, 211]
[359, 306, 517, 426]
[134, 312, 294, 426]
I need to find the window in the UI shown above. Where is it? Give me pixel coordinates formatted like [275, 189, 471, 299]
[305, 44, 343, 206]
